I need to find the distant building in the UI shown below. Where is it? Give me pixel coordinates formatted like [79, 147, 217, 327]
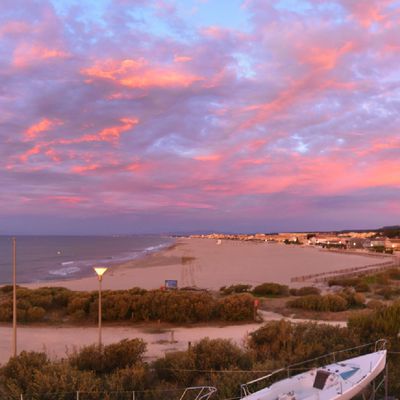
[389, 239, 400, 250]
[347, 238, 366, 249]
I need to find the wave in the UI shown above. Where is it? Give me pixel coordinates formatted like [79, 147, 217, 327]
[49, 266, 81, 276]
[61, 261, 74, 266]
[144, 243, 170, 253]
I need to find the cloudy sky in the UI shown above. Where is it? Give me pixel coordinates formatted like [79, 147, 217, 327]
[1, 0, 399, 234]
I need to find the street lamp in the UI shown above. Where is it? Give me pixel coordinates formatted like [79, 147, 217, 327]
[94, 267, 108, 348]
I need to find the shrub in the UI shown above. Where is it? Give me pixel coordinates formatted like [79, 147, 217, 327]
[363, 273, 389, 286]
[220, 284, 252, 295]
[287, 294, 348, 312]
[354, 282, 370, 292]
[1, 351, 49, 393]
[289, 286, 321, 296]
[26, 306, 46, 322]
[348, 301, 400, 342]
[253, 282, 289, 297]
[375, 287, 400, 300]
[192, 338, 252, 371]
[248, 320, 358, 364]
[352, 293, 366, 307]
[103, 339, 146, 372]
[102, 293, 132, 321]
[105, 365, 150, 392]
[0, 299, 12, 322]
[327, 277, 361, 287]
[153, 351, 196, 386]
[387, 268, 400, 280]
[218, 294, 254, 321]
[338, 289, 365, 308]
[69, 339, 146, 373]
[0, 285, 18, 293]
[67, 294, 92, 315]
[366, 300, 385, 310]
[28, 294, 53, 309]
[71, 309, 87, 321]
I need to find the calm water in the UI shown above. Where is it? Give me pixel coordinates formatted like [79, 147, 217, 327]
[0, 235, 175, 285]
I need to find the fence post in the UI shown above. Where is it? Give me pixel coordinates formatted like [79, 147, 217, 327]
[132, 391, 135, 400]
[76, 390, 80, 400]
[20, 394, 23, 400]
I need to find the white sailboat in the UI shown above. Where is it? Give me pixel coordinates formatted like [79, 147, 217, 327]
[240, 342, 387, 400]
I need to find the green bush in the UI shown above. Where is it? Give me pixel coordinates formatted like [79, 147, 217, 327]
[220, 284, 252, 295]
[253, 282, 289, 297]
[338, 289, 365, 308]
[375, 287, 400, 300]
[153, 351, 196, 386]
[0, 286, 255, 324]
[192, 338, 252, 371]
[366, 300, 385, 309]
[0, 299, 12, 321]
[387, 268, 400, 280]
[69, 339, 146, 373]
[327, 277, 361, 287]
[26, 306, 46, 322]
[1, 351, 50, 393]
[289, 286, 320, 296]
[102, 293, 132, 320]
[348, 301, 400, 342]
[248, 320, 359, 364]
[354, 282, 370, 292]
[287, 294, 348, 312]
[105, 365, 150, 392]
[0, 285, 18, 293]
[218, 294, 254, 321]
[67, 294, 92, 315]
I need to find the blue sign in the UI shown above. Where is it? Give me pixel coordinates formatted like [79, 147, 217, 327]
[165, 279, 178, 289]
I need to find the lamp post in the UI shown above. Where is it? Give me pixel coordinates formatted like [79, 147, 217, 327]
[12, 237, 17, 357]
[93, 267, 108, 348]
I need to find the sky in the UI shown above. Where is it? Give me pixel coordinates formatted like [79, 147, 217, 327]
[0, 0, 399, 234]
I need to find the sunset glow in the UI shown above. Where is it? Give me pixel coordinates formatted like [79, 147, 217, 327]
[1, 0, 399, 234]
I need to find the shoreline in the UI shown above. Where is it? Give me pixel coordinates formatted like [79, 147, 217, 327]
[21, 237, 388, 292]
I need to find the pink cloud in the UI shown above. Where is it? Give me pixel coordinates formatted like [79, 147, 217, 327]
[24, 118, 61, 140]
[81, 58, 202, 89]
[339, 0, 391, 27]
[194, 154, 222, 161]
[18, 144, 42, 163]
[71, 164, 101, 174]
[0, 21, 30, 36]
[13, 43, 69, 68]
[1, 0, 399, 232]
[174, 55, 192, 63]
[46, 196, 87, 205]
[301, 42, 354, 70]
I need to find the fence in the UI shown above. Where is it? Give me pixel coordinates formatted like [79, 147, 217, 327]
[290, 260, 397, 283]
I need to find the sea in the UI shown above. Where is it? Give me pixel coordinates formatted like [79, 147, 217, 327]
[0, 235, 175, 285]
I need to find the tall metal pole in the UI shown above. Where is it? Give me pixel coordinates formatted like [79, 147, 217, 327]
[98, 275, 102, 348]
[93, 267, 107, 348]
[12, 237, 17, 357]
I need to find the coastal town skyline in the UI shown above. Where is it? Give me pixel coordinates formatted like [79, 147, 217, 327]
[1, 0, 400, 234]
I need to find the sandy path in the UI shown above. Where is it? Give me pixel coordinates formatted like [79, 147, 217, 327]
[0, 323, 260, 365]
[26, 239, 383, 291]
[0, 313, 346, 366]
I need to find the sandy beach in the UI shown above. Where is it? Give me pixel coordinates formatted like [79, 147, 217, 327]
[1, 238, 380, 366]
[26, 238, 386, 291]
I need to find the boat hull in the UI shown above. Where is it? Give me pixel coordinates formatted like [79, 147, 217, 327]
[241, 350, 387, 400]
